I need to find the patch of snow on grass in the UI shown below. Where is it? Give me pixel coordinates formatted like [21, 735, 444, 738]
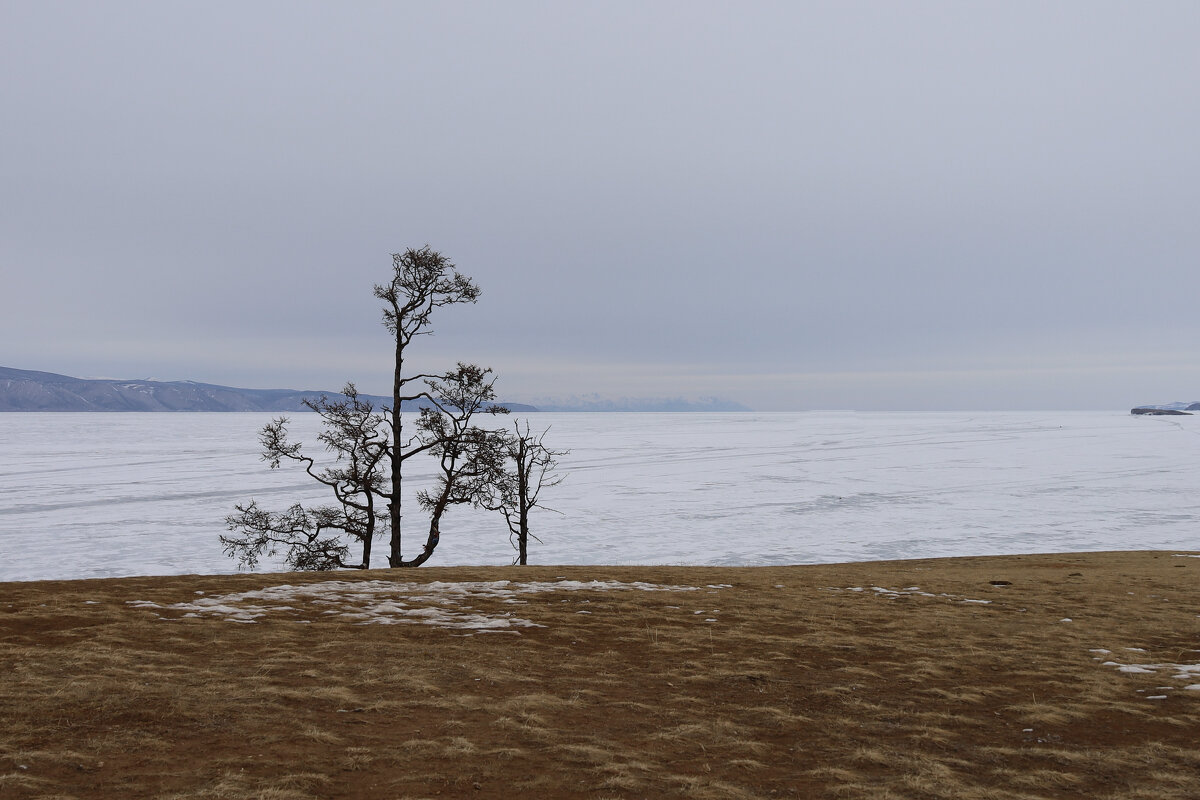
[825, 586, 992, 605]
[127, 579, 705, 632]
[1096, 654, 1200, 694]
[1108, 664, 1156, 674]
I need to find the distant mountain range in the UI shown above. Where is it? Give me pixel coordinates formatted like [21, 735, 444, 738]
[534, 394, 752, 412]
[0, 366, 536, 413]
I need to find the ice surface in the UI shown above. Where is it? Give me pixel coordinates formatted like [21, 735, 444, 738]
[2, 410, 1199, 581]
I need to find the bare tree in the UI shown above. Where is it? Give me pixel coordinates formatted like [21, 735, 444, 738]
[224, 246, 506, 571]
[222, 384, 387, 570]
[373, 246, 482, 566]
[484, 421, 567, 565]
[400, 364, 509, 567]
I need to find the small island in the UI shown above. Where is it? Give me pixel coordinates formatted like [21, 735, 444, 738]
[1131, 406, 1197, 416]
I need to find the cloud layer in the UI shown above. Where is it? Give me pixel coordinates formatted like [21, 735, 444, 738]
[3, 2, 1198, 409]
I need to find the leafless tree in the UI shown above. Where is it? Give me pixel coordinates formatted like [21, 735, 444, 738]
[224, 246, 507, 570]
[402, 364, 509, 567]
[222, 384, 387, 570]
[373, 246, 484, 566]
[484, 421, 567, 565]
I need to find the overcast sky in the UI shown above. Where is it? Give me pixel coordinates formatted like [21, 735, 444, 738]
[3, 1, 1198, 411]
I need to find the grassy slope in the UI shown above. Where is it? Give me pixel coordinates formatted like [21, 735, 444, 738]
[2, 552, 1199, 799]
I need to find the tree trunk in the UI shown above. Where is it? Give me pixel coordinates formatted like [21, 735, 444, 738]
[518, 509, 528, 566]
[388, 335, 404, 567]
[395, 496, 447, 568]
[360, 516, 374, 569]
[517, 438, 529, 565]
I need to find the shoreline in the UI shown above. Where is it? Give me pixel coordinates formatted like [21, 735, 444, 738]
[3, 547, 1196, 588]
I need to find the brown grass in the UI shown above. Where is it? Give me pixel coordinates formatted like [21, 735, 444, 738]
[2, 551, 1199, 798]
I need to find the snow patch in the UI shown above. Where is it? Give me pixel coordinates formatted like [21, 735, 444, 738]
[127, 579, 706, 632]
[1097, 654, 1200, 694]
[825, 586, 992, 605]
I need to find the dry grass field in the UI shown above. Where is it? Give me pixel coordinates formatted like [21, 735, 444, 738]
[2, 551, 1199, 799]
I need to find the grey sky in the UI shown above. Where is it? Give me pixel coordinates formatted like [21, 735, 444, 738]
[3, 1, 1198, 411]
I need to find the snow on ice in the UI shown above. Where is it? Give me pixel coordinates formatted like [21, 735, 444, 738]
[2, 410, 1200, 581]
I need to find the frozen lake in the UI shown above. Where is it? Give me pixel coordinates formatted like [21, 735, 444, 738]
[0, 411, 1197, 582]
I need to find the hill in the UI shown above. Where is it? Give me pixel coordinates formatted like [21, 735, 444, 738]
[2, 552, 1198, 799]
[0, 366, 536, 412]
[534, 394, 751, 412]
[1131, 401, 1200, 415]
